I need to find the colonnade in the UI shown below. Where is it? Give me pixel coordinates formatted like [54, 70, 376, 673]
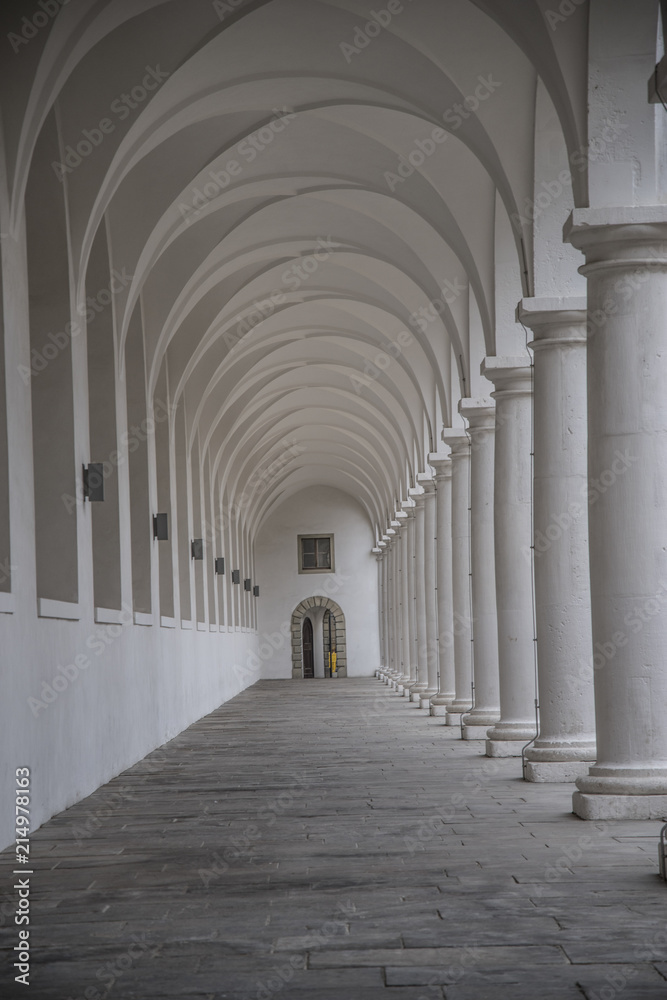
[376, 262, 667, 821]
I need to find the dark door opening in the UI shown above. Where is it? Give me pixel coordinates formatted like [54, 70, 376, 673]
[302, 617, 314, 678]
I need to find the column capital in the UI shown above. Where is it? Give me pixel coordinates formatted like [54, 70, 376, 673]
[416, 472, 436, 495]
[459, 396, 495, 431]
[441, 428, 469, 458]
[564, 207, 667, 270]
[401, 498, 416, 518]
[409, 487, 426, 509]
[518, 296, 587, 350]
[481, 356, 533, 397]
[428, 451, 452, 481]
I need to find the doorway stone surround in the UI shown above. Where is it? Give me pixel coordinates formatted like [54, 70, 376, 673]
[291, 597, 347, 677]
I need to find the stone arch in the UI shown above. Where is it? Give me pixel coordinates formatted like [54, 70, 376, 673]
[291, 597, 347, 678]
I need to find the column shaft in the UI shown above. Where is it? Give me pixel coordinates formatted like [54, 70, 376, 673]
[520, 297, 596, 782]
[429, 454, 455, 716]
[460, 399, 500, 739]
[566, 209, 667, 819]
[410, 494, 428, 701]
[400, 513, 412, 689]
[420, 481, 439, 709]
[483, 357, 538, 757]
[442, 434, 473, 726]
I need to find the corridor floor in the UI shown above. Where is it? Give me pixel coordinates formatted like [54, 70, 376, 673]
[2, 678, 667, 1000]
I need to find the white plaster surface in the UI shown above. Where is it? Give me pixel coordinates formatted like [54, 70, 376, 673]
[255, 486, 379, 678]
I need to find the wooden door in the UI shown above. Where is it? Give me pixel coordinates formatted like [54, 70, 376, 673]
[302, 617, 314, 678]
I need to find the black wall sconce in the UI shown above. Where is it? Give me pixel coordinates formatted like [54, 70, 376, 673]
[191, 539, 203, 560]
[215, 557, 225, 575]
[83, 463, 105, 502]
[153, 513, 168, 540]
[232, 570, 240, 584]
[244, 578, 252, 591]
[253, 585, 260, 597]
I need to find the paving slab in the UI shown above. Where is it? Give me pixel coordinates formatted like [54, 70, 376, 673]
[1, 678, 665, 999]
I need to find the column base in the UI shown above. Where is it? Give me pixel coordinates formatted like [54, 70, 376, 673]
[462, 725, 491, 740]
[572, 791, 667, 820]
[430, 704, 451, 718]
[445, 712, 462, 726]
[525, 760, 593, 783]
[419, 689, 438, 710]
[486, 738, 530, 758]
[430, 695, 454, 718]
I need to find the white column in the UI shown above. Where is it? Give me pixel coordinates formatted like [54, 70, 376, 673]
[409, 491, 428, 702]
[400, 509, 412, 693]
[429, 453, 455, 717]
[390, 518, 404, 690]
[566, 209, 667, 819]
[442, 432, 473, 727]
[373, 546, 385, 676]
[386, 528, 398, 683]
[402, 502, 419, 699]
[381, 533, 392, 682]
[482, 357, 538, 757]
[459, 399, 500, 739]
[519, 297, 597, 782]
[419, 478, 439, 709]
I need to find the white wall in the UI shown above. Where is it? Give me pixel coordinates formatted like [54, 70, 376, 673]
[0, 614, 258, 851]
[255, 486, 380, 678]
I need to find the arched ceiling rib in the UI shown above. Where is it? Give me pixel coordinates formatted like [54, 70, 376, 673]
[3, 0, 588, 538]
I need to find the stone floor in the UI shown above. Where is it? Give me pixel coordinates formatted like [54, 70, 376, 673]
[1, 678, 667, 999]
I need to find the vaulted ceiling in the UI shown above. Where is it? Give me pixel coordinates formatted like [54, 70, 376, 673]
[1, 0, 589, 538]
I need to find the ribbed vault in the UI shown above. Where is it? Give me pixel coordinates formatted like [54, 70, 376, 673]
[0, 0, 589, 549]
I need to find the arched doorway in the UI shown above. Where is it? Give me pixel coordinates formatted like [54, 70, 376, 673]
[302, 617, 314, 678]
[291, 597, 347, 678]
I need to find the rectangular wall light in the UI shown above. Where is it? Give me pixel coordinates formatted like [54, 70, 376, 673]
[191, 539, 203, 560]
[253, 585, 260, 597]
[83, 463, 105, 502]
[232, 570, 240, 584]
[215, 557, 225, 575]
[244, 578, 252, 591]
[153, 513, 168, 540]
